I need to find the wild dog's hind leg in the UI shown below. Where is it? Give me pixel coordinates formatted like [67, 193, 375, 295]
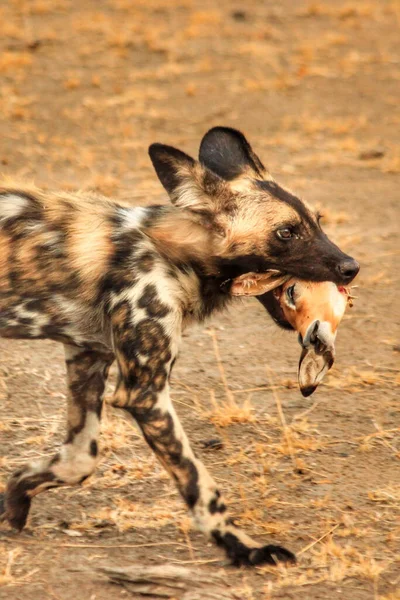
[111, 306, 295, 567]
[0, 345, 113, 530]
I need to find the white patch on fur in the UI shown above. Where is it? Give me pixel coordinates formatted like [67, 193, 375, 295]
[119, 206, 149, 231]
[41, 230, 62, 247]
[175, 180, 209, 211]
[0, 194, 28, 223]
[328, 282, 348, 321]
[317, 320, 335, 344]
[14, 305, 50, 336]
[159, 386, 231, 534]
[53, 412, 100, 483]
[64, 344, 83, 360]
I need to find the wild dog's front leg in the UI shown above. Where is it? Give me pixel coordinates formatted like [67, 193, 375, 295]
[111, 307, 295, 567]
[136, 393, 294, 565]
[0, 345, 113, 530]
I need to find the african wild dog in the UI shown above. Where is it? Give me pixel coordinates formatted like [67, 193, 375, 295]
[0, 127, 359, 566]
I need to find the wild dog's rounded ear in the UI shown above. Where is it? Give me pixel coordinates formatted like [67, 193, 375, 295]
[199, 126, 265, 181]
[149, 143, 196, 197]
[149, 142, 224, 213]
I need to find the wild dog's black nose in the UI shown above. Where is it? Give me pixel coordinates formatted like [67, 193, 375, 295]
[336, 258, 360, 283]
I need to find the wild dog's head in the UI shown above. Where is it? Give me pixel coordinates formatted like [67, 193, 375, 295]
[149, 127, 359, 325]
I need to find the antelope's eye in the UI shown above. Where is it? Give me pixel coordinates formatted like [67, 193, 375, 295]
[286, 284, 296, 307]
[277, 228, 292, 240]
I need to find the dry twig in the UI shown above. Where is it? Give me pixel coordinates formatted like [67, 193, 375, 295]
[82, 563, 241, 599]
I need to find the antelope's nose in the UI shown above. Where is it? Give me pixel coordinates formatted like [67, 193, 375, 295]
[336, 258, 360, 283]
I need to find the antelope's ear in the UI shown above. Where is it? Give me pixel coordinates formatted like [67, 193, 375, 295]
[199, 126, 266, 181]
[149, 143, 223, 213]
[230, 272, 289, 297]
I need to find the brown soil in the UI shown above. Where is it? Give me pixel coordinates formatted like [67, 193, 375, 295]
[0, 1, 399, 599]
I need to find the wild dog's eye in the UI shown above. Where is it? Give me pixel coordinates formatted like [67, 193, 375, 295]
[277, 228, 292, 240]
[286, 284, 296, 307]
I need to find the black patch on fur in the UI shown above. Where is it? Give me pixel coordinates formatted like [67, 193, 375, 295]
[215, 254, 273, 278]
[138, 284, 170, 319]
[212, 530, 296, 566]
[25, 298, 44, 312]
[126, 403, 200, 508]
[90, 440, 98, 457]
[209, 497, 227, 514]
[4, 471, 57, 531]
[256, 180, 314, 226]
[18, 316, 34, 326]
[196, 274, 232, 321]
[133, 251, 156, 273]
[49, 453, 61, 466]
[0, 493, 6, 518]
[99, 229, 142, 300]
[184, 459, 200, 508]
[135, 318, 170, 355]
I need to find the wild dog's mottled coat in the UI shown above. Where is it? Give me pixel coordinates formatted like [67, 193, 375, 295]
[0, 127, 359, 566]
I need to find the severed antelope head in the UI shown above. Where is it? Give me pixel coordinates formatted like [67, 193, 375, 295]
[230, 274, 354, 397]
[273, 280, 354, 396]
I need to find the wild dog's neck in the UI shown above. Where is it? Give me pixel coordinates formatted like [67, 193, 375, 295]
[134, 205, 233, 322]
[141, 205, 218, 276]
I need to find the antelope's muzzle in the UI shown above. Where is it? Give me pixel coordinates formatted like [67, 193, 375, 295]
[298, 320, 336, 397]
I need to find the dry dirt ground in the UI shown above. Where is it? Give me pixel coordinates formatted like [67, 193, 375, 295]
[0, 1, 399, 599]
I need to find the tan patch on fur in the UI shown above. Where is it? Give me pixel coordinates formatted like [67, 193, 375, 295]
[0, 182, 118, 303]
[216, 197, 300, 256]
[145, 209, 215, 272]
[67, 207, 113, 302]
[111, 381, 130, 407]
[228, 170, 271, 193]
[66, 397, 84, 430]
[0, 230, 11, 293]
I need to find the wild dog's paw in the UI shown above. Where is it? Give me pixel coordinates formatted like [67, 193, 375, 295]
[2, 482, 31, 531]
[213, 531, 296, 567]
[249, 544, 296, 566]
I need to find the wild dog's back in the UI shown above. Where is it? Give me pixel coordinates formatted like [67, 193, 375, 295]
[0, 186, 124, 346]
[0, 185, 212, 346]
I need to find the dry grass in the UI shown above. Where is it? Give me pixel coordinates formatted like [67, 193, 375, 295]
[323, 366, 399, 393]
[203, 329, 256, 427]
[0, 52, 32, 74]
